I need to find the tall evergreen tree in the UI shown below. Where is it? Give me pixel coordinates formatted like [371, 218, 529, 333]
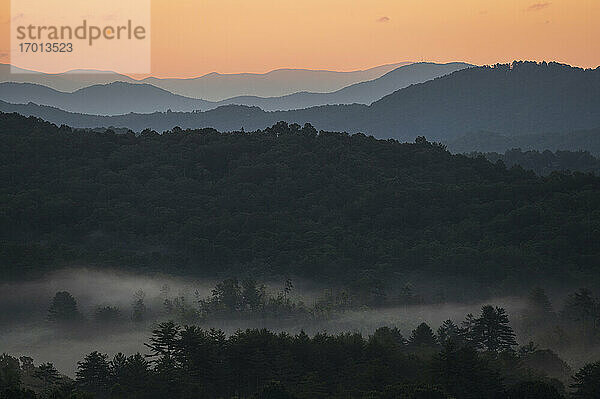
[131, 290, 147, 323]
[76, 351, 110, 398]
[437, 320, 460, 346]
[242, 278, 263, 311]
[47, 291, 81, 323]
[145, 321, 181, 362]
[408, 323, 438, 348]
[472, 306, 517, 352]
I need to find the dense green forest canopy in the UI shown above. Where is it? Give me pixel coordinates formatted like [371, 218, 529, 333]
[1, 112, 600, 297]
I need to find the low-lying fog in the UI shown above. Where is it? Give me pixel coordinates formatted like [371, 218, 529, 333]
[0, 268, 593, 377]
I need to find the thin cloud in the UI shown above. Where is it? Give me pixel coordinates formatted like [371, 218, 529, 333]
[527, 3, 551, 12]
[376, 16, 390, 23]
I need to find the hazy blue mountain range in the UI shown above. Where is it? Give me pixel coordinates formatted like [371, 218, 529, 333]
[1, 62, 410, 101]
[1, 62, 598, 153]
[216, 62, 472, 110]
[0, 62, 470, 114]
[0, 64, 137, 92]
[0, 82, 213, 115]
[139, 62, 411, 100]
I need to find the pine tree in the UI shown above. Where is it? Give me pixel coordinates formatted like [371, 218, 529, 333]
[523, 287, 556, 331]
[242, 278, 263, 311]
[123, 354, 150, 396]
[76, 351, 110, 397]
[145, 321, 181, 361]
[131, 290, 147, 323]
[459, 313, 478, 347]
[472, 306, 517, 353]
[437, 320, 460, 346]
[370, 326, 406, 350]
[110, 353, 127, 387]
[408, 322, 438, 348]
[47, 291, 81, 323]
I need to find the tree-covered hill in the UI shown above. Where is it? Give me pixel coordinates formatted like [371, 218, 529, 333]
[367, 61, 600, 140]
[1, 112, 599, 296]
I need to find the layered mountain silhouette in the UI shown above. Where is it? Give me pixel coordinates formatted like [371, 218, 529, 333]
[216, 62, 472, 110]
[1, 62, 409, 101]
[0, 62, 470, 114]
[0, 82, 213, 115]
[0, 64, 137, 92]
[1, 62, 598, 153]
[139, 63, 410, 100]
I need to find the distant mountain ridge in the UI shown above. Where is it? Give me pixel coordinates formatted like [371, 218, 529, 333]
[0, 62, 470, 114]
[448, 129, 600, 156]
[1, 62, 598, 153]
[217, 62, 472, 110]
[0, 62, 410, 101]
[139, 63, 411, 100]
[0, 64, 137, 92]
[0, 82, 213, 115]
[469, 148, 600, 176]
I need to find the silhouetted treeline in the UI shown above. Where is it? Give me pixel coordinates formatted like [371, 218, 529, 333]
[448, 128, 600, 157]
[1, 113, 600, 298]
[468, 149, 600, 176]
[3, 305, 600, 398]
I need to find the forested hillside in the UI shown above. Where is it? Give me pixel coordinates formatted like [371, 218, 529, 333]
[367, 61, 600, 140]
[1, 112, 599, 297]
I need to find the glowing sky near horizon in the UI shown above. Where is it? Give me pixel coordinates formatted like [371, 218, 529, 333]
[1, 0, 598, 77]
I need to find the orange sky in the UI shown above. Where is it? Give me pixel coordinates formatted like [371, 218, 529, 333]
[1, 0, 599, 77]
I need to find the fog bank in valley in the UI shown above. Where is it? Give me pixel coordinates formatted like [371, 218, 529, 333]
[0, 268, 531, 376]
